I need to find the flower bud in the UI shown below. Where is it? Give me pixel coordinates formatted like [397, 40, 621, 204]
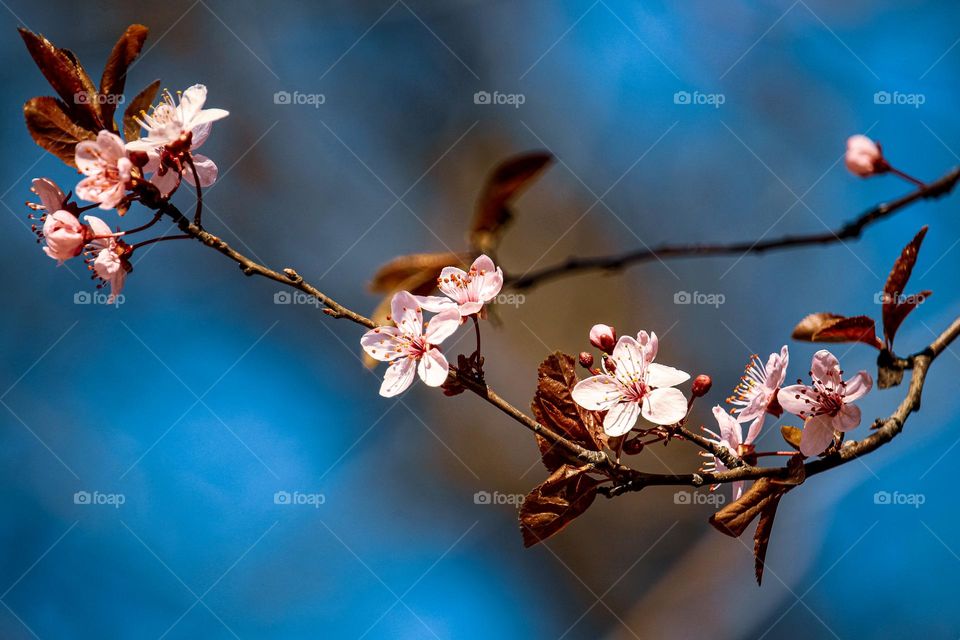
[691, 374, 712, 398]
[128, 150, 150, 168]
[589, 324, 617, 353]
[622, 437, 644, 455]
[578, 352, 594, 369]
[41, 210, 85, 263]
[845, 134, 885, 178]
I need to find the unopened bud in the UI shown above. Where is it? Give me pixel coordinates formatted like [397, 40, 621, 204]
[622, 437, 644, 455]
[589, 324, 617, 353]
[691, 374, 712, 398]
[578, 352, 594, 369]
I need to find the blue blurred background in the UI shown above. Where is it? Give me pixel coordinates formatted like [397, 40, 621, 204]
[2, 0, 959, 637]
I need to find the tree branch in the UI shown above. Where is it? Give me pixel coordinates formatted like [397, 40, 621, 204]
[507, 167, 960, 290]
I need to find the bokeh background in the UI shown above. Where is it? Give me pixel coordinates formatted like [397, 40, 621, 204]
[1, 0, 959, 637]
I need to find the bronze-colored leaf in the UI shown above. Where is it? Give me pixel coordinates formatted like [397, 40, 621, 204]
[812, 315, 882, 350]
[882, 227, 930, 346]
[532, 353, 605, 471]
[773, 454, 806, 487]
[519, 464, 600, 547]
[369, 252, 465, 294]
[100, 24, 149, 128]
[470, 152, 553, 253]
[122, 80, 160, 143]
[709, 478, 788, 538]
[19, 27, 102, 132]
[791, 312, 845, 341]
[24, 96, 96, 166]
[753, 495, 783, 586]
[780, 426, 802, 451]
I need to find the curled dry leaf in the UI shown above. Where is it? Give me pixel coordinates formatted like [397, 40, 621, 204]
[882, 226, 930, 346]
[470, 152, 553, 254]
[99, 24, 149, 127]
[19, 27, 102, 133]
[709, 478, 789, 538]
[123, 80, 161, 143]
[753, 495, 783, 586]
[532, 353, 606, 471]
[791, 313, 882, 350]
[519, 464, 600, 547]
[23, 96, 96, 167]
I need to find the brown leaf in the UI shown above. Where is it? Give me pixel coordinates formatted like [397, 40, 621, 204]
[532, 353, 605, 471]
[812, 315, 882, 350]
[780, 426, 802, 451]
[791, 312, 845, 341]
[100, 24, 149, 127]
[753, 495, 783, 586]
[19, 27, 102, 132]
[773, 454, 806, 487]
[470, 152, 553, 253]
[519, 464, 600, 547]
[709, 478, 788, 538]
[882, 227, 927, 343]
[369, 252, 465, 294]
[122, 80, 160, 143]
[24, 97, 96, 166]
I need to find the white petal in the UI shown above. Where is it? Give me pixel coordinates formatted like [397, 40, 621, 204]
[390, 291, 422, 336]
[84, 215, 113, 238]
[413, 295, 457, 314]
[417, 349, 449, 387]
[183, 154, 218, 187]
[360, 326, 404, 362]
[642, 387, 688, 425]
[777, 385, 818, 416]
[611, 336, 644, 381]
[177, 84, 208, 123]
[635, 330, 658, 364]
[810, 350, 842, 389]
[843, 371, 873, 403]
[380, 358, 416, 397]
[571, 375, 622, 411]
[645, 363, 689, 388]
[744, 415, 765, 445]
[424, 309, 461, 344]
[836, 404, 861, 431]
[800, 414, 836, 456]
[712, 405, 742, 448]
[603, 401, 640, 437]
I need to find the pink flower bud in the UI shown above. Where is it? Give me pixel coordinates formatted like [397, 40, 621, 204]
[589, 324, 617, 353]
[845, 135, 885, 178]
[691, 374, 712, 398]
[41, 210, 85, 263]
[578, 352, 594, 369]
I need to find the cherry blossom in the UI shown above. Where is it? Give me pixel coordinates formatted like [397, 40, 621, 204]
[727, 346, 788, 437]
[701, 405, 757, 499]
[777, 350, 873, 456]
[84, 216, 129, 302]
[589, 324, 617, 353]
[41, 211, 85, 263]
[845, 135, 884, 178]
[415, 255, 503, 319]
[572, 334, 689, 437]
[361, 291, 461, 397]
[75, 130, 133, 210]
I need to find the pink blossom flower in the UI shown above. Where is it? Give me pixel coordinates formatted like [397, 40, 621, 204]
[415, 255, 503, 318]
[75, 131, 133, 210]
[361, 291, 461, 397]
[777, 350, 873, 456]
[572, 334, 689, 436]
[727, 346, 789, 435]
[29, 177, 67, 214]
[84, 216, 129, 302]
[126, 84, 229, 152]
[701, 405, 758, 500]
[845, 135, 884, 178]
[589, 324, 617, 353]
[41, 210, 85, 263]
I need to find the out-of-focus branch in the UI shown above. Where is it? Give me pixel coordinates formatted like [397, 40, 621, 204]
[507, 167, 960, 290]
[600, 314, 960, 497]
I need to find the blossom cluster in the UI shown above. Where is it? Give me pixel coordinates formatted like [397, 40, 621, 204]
[29, 85, 228, 300]
[360, 255, 503, 396]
